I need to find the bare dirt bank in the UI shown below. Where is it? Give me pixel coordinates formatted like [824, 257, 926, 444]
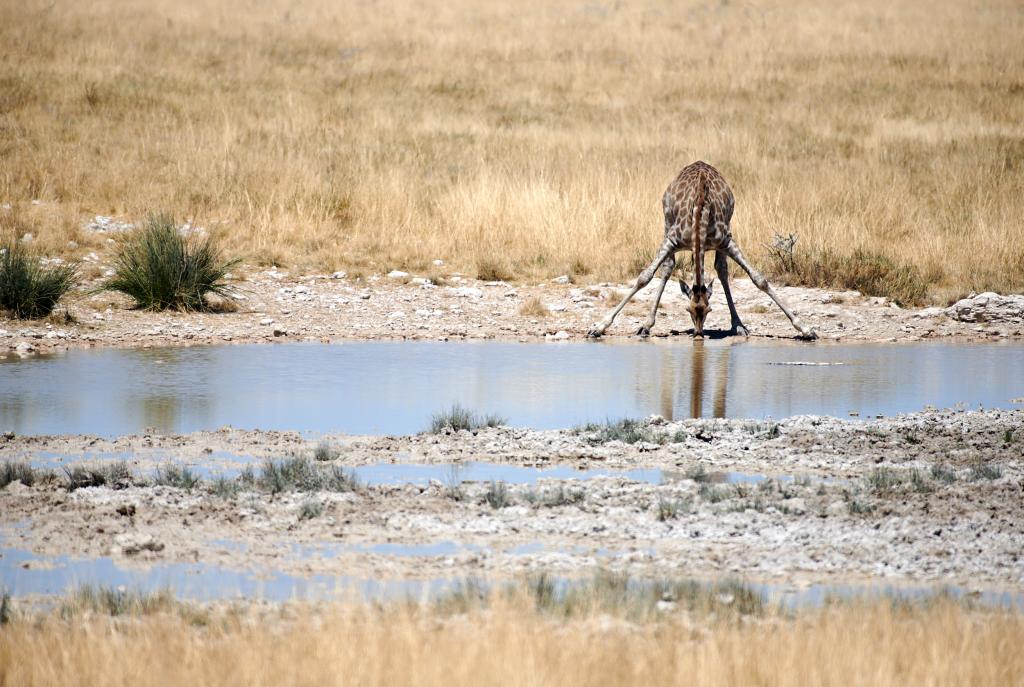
[3, 267, 1022, 356]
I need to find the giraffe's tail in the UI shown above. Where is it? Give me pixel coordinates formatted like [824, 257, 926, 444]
[690, 176, 711, 289]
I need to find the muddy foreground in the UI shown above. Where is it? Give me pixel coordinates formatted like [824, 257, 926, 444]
[2, 408, 1021, 596]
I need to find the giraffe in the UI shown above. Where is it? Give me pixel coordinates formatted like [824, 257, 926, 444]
[587, 161, 816, 340]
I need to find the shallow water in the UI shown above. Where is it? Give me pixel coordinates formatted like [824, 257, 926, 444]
[1, 340, 1022, 436]
[2, 545, 1020, 609]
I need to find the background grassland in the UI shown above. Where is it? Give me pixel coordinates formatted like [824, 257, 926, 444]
[1, 0, 1023, 301]
[2, 596, 1022, 686]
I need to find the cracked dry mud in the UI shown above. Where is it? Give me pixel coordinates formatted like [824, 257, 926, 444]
[2, 409, 1021, 593]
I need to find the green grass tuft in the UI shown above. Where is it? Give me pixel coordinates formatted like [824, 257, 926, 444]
[428, 404, 506, 433]
[103, 214, 239, 311]
[0, 462, 38, 488]
[969, 463, 1003, 481]
[298, 499, 324, 520]
[64, 463, 133, 491]
[0, 240, 78, 318]
[485, 480, 511, 509]
[154, 464, 201, 491]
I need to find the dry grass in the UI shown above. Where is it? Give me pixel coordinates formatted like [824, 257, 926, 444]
[1, 590, 1021, 686]
[518, 296, 550, 317]
[1, 0, 1023, 301]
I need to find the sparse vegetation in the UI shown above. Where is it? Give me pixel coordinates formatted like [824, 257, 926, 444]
[154, 464, 201, 491]
[517, 296, 550, 318]
[0, 590, 10, 625]
[0, 462, 39, 488]
[0, 239, 78, 318]
[578, 418, 685, 446]
[64, 463, 133, 491]
[103, 214, 239, 311]
[969, 463, 1003, 481]
[930, 465, 957, 485]
[210, 475, 239, 498]
[698, 483, 727, 504]
[685, 465, 711, 483]
[299, 499, 324, 520]
[525, 485, 585, 508]
[256, 456, 360, 494]
[428, 404, 505, 434]
[313, 441, 341, 462]
[485, 480, 510, 509]
[59, 586, 178, 618]
[656, 497, 689, 521]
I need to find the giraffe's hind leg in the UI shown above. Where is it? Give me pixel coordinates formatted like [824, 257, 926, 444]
[715, 250, 748, 336]
[588, 237, 677, 338]
[636, 254, 676, 338]
[723, 239, 817, 340]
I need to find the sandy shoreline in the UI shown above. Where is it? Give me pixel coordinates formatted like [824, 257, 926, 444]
[3, 268, 1021, 356]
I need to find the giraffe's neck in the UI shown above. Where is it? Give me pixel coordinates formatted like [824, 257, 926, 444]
[692, 176, 706, 289]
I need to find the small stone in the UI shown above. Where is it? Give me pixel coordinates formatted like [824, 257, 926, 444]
[387, 270, 410, 279]
[331, 271, 347, 279]
[545, 330, 570, 341]
[273, 328, 287, 337]
[387, 311, 406, 319]
[785, 498, 807, 515]
[260, 318, 274, 325]
[552, 275, 571, 284]
[92, 313, 105, 321]
[433, 259, 444, 266]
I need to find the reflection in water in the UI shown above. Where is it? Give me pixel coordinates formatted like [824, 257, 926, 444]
[1, 341, 1022, 436]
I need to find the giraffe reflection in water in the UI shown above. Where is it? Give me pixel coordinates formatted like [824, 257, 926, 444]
[657, 339, 729, 420]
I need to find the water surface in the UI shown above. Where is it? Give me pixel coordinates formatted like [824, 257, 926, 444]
[1, 340, 1021, 436]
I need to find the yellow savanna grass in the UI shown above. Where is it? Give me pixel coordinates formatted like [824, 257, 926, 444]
[1, 0, 1023, 301]
[2, 594, 1021, 686]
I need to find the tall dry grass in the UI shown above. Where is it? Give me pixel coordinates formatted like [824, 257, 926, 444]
[1, 0, 1023, 300]
[1, 592, 1021, 686]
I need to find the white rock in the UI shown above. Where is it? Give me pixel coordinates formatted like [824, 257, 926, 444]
[260, 318, 274, 325]
[331, 271, 347, 279]
[387, 311, 406, 319]
[946, 292, 1024, 323]
[545, 330, 570, 341]
[451, 287, 484, 298]
[92, 313, 105, 321]
[387, 270, 410, 279]
[552, 275, 571, 284]
[411, 277, 432, 286]
[433, 259, 445, 266]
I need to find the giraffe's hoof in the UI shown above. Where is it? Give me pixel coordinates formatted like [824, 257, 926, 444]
[634, 326, 651, 338]
[586, 327, 604, 339]
[732, 324, 750, 337]
[798, 327, 818, 341]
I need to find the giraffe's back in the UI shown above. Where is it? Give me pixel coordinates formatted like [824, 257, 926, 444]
[662, 161, 735, 251]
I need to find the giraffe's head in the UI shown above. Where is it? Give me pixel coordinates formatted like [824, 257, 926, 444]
[681, 278, 714, 337]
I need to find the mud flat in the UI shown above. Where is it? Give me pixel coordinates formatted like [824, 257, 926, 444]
[2, 408, 1021, 600]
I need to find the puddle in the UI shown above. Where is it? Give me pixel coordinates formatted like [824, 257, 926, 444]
[353, 461, 665, 486]
[2, 546, 1020, 610]
[1, 341, 1022, 436]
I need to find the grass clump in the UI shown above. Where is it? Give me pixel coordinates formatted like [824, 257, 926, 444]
[475, 257, 513, 282]
[154, 464, 201, 491]
[485, 480, 511, 509]
[579, 418, 664, 445]
[768, 240, 929, 306]
[525, 485, 585, 508]
[518, 296, 550, 317]
[313, 441, 341, 462]
[0, 240, 78, 318]
[0, 590, 10, 625]
[969, 463, 1003, 481]
[865, 467, 906, 494]
[210, 475, 239, 498]
[64, 463, 133, 491]
[257, 456, 360, 493]
[930, 464, 957, 484]
[298, 499, 323, 520]
[428, 404, 505, 433]
[0, 462, 39, 488]
[656, 497, 689, 521]
[59, 586, 186, 620]
[103, 214, 239, 311]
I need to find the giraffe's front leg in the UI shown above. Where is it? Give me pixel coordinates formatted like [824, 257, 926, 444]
[714, 250, 748, 336]
[723, 240, 817, 340]
[636, 255, 676, 338]
[588, 237, 677, 338]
